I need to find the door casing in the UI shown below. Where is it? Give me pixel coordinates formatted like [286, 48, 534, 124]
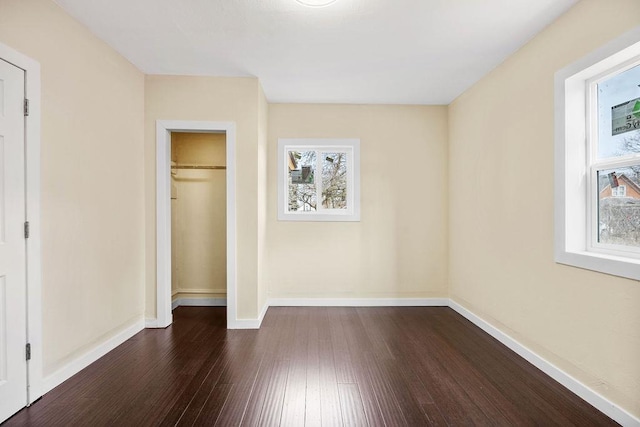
[0, 42, 42, 405]
[154, 120, 237, 329]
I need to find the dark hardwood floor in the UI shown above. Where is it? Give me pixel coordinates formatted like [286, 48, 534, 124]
[5, 306, 617, 426]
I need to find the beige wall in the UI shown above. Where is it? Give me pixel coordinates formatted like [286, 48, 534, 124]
[449, 0, 640, 417]
[267, 104, 448, 298]
[0, 0, 145, 375]
[145, 76, 263, 320]
[171, 133, 226, 301]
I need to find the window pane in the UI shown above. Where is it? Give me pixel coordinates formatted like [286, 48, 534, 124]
[597, 166, 640, 246]
[597, 64, 640, 158]
[321, 152, 348, 209]
[288, 150, 316, 212]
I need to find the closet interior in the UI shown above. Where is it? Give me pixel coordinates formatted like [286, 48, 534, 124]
[171, 132, 227, 307]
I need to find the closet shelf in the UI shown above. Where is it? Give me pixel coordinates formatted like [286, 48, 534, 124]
[171, 164, 226, 170]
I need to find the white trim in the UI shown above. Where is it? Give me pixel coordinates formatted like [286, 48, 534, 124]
[0, 42, 43, 406]
[554, 25, 640, 280]
[42, 317, 144, 395]
[229, 318, 263, 329]
[144, 317, 166, 329]
[449, 300, 640, 427]
[228, 303, 269, 329]
[171, 297, 228, 310]
[155, 121, 237, 329]
[259, 301, 269, 323]
[268, 297, 449, 307]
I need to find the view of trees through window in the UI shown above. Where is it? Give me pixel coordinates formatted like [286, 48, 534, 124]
[288, 149, 348, 212]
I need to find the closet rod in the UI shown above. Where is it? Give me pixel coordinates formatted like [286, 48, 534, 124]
[171, 165, 226, 170]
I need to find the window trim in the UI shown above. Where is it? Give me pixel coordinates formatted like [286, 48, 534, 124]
[555, 25, 640, 281]
[277, 138, 361, 222]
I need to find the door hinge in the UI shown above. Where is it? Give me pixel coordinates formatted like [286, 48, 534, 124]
[24, 98, 30, 117]
[26, 343, 31, 361]
[24, 221, 30, 239]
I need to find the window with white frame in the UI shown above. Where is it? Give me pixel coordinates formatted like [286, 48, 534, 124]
[555, 26, 640, 280]
[590, 63, 640, 249]
[278, 138, 360, 221]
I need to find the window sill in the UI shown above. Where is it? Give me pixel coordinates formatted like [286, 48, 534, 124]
[277, 212, 360, 222]
[556, 249, 640, 281]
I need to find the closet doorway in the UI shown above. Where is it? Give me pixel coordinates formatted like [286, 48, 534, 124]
[171, 132, 227, 309]
[155, 121, 237, 329]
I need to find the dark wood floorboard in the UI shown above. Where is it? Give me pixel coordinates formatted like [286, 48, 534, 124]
[4, 306, 618, 426]
[304, 315, 322, 427]
[279, 308, 309, 426]
[338, 383, 368, 427]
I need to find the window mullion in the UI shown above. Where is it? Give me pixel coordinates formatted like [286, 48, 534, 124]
[316, 150, 323, 212]
[593, 157, 640, 170]
[594, 168, 600, 249]
[586, 78, 598, 253]
[346, 148, 353, 212]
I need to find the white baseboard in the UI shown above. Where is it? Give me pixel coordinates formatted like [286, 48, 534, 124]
[227, 318, 262, 329]
[226, 302, 269, 329]
[42, 317, 144, 394]
[449, 300, 640, 427]
[268, 297, 449, 307]
[144, 316, 171, 328]
[259, 301, 269, 324]
[172, 297, 227, 310]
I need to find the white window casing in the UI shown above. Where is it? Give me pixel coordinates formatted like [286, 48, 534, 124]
[554, 26, 640, 280]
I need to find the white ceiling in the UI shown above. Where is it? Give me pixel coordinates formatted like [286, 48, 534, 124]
[53, 0, 578, 105]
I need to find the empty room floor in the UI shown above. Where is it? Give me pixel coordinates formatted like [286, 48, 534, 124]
[5, 306, 615, 426]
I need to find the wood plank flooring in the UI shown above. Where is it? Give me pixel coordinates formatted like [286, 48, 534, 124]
[5, 306, 617, 426]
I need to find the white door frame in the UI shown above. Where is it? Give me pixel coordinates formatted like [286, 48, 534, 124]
[155, 120, 237, 328]
[0, 42, 43, 404]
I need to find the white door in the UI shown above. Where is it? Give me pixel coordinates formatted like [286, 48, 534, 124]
[0, 58, 28, 422]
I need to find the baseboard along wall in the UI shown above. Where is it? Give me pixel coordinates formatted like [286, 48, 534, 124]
[171, 297, 227, 311]
[42, 317, 145, 395]
[448, 300, 639, 427]
[268, 297, 449, 307]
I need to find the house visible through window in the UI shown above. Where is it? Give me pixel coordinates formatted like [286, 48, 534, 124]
[278, 138, 360, 222]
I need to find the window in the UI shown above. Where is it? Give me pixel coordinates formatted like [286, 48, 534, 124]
[278, 138, 360, 221]
[555, 26, 640, 280]
[590, 64, 640, 251]
[610, 184, 627, 198]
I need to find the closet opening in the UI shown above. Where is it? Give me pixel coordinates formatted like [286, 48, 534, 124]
[171, 132, 227, 310]
[154, 120, 237, 329]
